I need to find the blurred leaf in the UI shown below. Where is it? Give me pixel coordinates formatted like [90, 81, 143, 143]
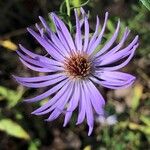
[28, 140, 40, 150]
[0, 40, 17, 51]
[140, 0, 150, 10]
[140, 115, 150, 126]
[0, 86, 24, 108]
[71, 0, 81, 7]
[0, 119, 30, 140]
[131, 84, 143, 111]
[71, 0, 90, 8]
[129, 122, 150, 135]
[107, 20, 115, 33]
[83, 145, 91, 150]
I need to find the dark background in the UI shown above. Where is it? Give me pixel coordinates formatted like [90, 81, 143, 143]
[0, 0, 150, 150]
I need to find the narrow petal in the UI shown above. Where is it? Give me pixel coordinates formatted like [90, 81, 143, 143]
[32, 80, 72, 114]
[32, 82, 73, 116]
[76, 81, 86, 125]
[82, 81, 94, 136]
[20, 58, 53, 72]
[103, 44, 138, 70]
[87, 16, 100, 52]
[90, 71, 136, 89]
[19, 44, 63, 67]
[49, 14, 71, 54]
[86, 80, 105, 115]
[35, 23, 44, 37]
[15, 75, 66, 88]
[13, 73, 64, 83]
[63, 81, 80, 126]
[39, 17, 69, 57]
[27, 28, 65, 61]
[39, 16, 53, 35]
[96, 27, 130, 61]
[24, 79, 69, 102]
[87, 12, 108, 55]
[95, 19, 120, 57]
[49, 32, 70, 57]
[75, 9, 82, 51]
[83, 13, 89, 52]
[50, 13, 76, 50]
[17, 50, 63, 71]
[95, 35, 138, 66]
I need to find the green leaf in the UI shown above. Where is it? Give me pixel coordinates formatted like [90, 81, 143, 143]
[0, 86, 24, 108]
[129, 122, 150, 135]
[140, 115, 150, 126]
[140, 0, 150, 10]
[71, 0, 81, 7]
[71, 0, 90, 8]
[0, 119, 30, 140]
[28, 140, 40, 150]
[83, 145, 92, 150]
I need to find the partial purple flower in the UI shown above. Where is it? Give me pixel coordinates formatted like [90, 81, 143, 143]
[14, 8, 139, 135]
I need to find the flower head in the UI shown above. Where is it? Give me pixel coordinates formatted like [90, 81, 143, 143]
[14, 8, 139, 135]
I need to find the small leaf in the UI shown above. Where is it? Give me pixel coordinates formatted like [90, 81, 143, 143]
[129, 122, 150, 135]
[71, 0, 81, 7]
[140, 115, 150, 126]
[140, 0, 150, 11]
[0, 40, 17, 51]
[28, 140, 40, 150]
[0, 119, 30, 140]
[83, 145, 91, 150]
[0, 86, 24, 108]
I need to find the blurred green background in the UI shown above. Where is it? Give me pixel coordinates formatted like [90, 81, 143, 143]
[0, 0, 150, 150]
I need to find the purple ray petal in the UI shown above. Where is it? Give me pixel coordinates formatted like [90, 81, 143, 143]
[15, 75, 67, 88]
[87, 12, 108, 55]
[13, 73, 64, 83]
[50, 13, 76, 51]
[90, 72, 135, 89]
[76, 81, 86, 125]
[83, 12, 89, 52]
[101, 80, 135, 89]
[102, 44, 138, 70]
[49, 32, 70, 57]
[63, 81, 80, 126]
[35, 81, 73, 116]
[27, 28, 65, 61]
[87, 16, 100, 53]
[75, 9, 82, 51]
[95, 35, 138, 66]
[39, 17, 69, 56]
[96, 27, 130, 61]
[20, 58, 53, 72]
[94, 19, 120, 57]
[86, 80, 105, 115]
[95, 71, 135, 83]
[32, 80, 72, 114]
[35, 23, 44, 37]
[49, 14, 70, 54]
[17, 50, 63, 71]
[19, 45, 63, 66]
[82, 81, 94, 136]
[24, 79, 69, 102]
[39, 16, 53, 35]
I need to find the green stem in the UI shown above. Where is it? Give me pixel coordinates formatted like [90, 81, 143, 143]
[65, 0, 71, 16]
[65, 0, 72, 31]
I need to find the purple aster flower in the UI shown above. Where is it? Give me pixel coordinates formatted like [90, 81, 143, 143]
[14, 8, 139, 135]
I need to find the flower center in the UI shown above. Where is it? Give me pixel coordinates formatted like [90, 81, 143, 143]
[64, 53, 91, 78]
